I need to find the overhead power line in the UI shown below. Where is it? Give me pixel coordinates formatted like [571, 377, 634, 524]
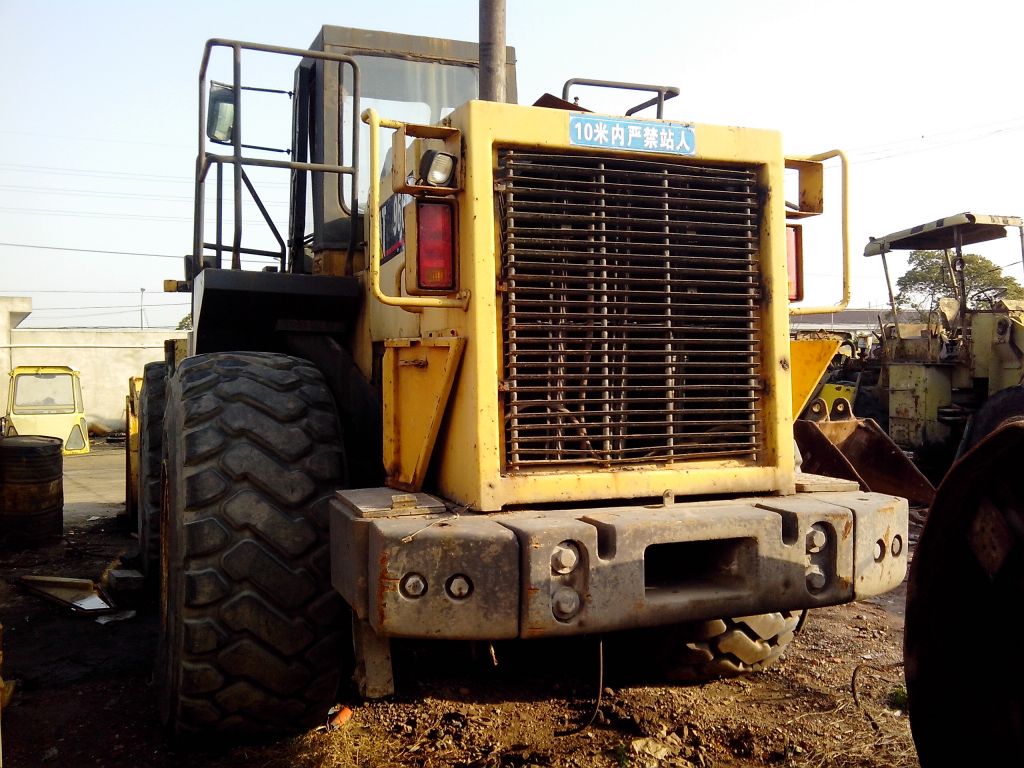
[0, 128, 192, 151]
[0, 162, 194, 183]
[0, 241, 182, 259]
[0, 289, 144, 294]
[0, 206, 283, 226]
[29, 303, 190, 311]
[847, 115, 1024, 155]
[845, 123, 1024, 166]
[0, 183, 289, 207]
[0, 184, 193, 202]
[0, 241, 277, 262]
[0, 162, 288, 186]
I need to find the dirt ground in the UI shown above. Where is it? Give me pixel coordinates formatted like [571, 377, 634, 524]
[0, 442, 920, 768]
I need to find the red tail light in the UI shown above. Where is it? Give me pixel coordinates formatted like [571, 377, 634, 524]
[417, 201, 456, 291]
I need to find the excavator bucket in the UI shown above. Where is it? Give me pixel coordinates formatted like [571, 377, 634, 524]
[794, 398, 936, 508]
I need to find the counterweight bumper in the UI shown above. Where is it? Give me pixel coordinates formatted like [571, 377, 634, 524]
[330, 488, 907, 640]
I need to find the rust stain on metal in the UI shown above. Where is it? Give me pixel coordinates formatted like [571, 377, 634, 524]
[376, 551, 394, 628]
[842, 520, 853, 540]
[794, 418, 935, 507]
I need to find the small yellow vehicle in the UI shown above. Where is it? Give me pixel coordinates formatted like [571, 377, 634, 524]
[3, 366, 90, 455]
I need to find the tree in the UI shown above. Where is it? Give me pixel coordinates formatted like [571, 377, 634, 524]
[176, 313, 192, 330]
[895, 250, 1024, 316]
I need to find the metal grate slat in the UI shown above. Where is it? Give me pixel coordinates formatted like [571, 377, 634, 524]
[498, 149, 763, 470]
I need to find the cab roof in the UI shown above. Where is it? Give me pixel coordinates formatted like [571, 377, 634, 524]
[864, 213, 1023, 256]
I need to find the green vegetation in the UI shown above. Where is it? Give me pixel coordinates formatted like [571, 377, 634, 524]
[885, 685, 908, 711]
[896, 249, 1024, 316]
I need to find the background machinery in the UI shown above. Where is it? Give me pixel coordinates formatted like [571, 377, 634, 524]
[3, 366, 89, 455]
[861, 213, 1024, 477]
[869, 215, 1024, 763]
[128, 18, 909, 740]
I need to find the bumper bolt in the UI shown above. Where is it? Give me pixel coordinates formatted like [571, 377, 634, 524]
[552, 587, 581, 620]
[806, 565, 827, 592]
[400, 572, 427, 598]
[446, 574, 473, 599]
[806, 526, 827, 554]
[551, 541, 581, 575]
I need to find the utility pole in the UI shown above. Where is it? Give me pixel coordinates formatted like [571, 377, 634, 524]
[479, 0, 506, 103]
[140, 287, 145, 329]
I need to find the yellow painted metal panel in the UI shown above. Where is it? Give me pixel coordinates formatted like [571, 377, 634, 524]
[888, 364, 952, 449]
[819, 383, 857, 411]
[369, 100, 797, 510]
[789, 338, 842, 419]
[125, 376, 143, 514]
[477, 465, 789, 512]
[383, 337, 466, 491]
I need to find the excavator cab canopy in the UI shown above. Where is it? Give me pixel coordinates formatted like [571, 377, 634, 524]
[4, 366, 89, 455]
[864, 212, 1023, 255]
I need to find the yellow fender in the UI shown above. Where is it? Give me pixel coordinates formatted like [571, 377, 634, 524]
[789, 338, 841, 419]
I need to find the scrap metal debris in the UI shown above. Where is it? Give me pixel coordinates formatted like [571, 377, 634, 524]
[19, 575, 115, 615]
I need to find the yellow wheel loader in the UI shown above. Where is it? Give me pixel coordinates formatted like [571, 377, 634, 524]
[136, 21, 909, 741]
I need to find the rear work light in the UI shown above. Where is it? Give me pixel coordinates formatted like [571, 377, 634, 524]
[416, 201, 456, 291]
[418, 149, 458, 187]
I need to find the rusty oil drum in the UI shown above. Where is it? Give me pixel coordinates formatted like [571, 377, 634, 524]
[0, 436, 64, 546]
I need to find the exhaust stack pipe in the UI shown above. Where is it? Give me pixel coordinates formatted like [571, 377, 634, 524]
[479, 0, 506, 102]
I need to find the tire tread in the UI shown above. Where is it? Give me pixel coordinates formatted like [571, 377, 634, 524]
[160, 352, 347, 739]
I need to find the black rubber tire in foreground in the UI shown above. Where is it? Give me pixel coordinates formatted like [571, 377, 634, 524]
[611, 611, 803, 683]
[137, 361, 167, 576]
[905, 417, 1024, 766]
[158, 351, 349, 740]
[956, 384, 1024, 458]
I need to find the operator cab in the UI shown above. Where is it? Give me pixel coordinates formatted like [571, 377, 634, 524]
[193, 27, 517, 280]
[865, 212, 1024, 354]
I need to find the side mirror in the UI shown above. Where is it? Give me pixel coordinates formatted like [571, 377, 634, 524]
[206, 82, 235, 144]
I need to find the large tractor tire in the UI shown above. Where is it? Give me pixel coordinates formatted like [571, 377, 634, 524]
[611, 611, 804, 683]
[905, 405, 1024, 766]
[157, 351, 349, 740]
[955, 385, 1024, 458]
[137, 361, 167, 577]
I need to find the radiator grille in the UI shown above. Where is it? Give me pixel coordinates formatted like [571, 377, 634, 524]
[497, 149, 763, 471]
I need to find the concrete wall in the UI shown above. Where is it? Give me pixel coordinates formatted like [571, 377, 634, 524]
[2, 297, 188, 434]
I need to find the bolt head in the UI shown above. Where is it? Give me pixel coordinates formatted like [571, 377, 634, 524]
[551, 587, 581, 620]
[806, 566, 827, 591]
[446, 574, 472, 599]
[551, 541, 581, 575]
[400, 572, 427, 598]
[806, 527, 827, 554]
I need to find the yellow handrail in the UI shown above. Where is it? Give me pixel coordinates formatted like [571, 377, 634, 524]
[361, 108, 470, 311]
[788, 149, 850, 317]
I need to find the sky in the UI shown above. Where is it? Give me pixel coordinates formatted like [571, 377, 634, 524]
[2, 0, 1023, 329]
